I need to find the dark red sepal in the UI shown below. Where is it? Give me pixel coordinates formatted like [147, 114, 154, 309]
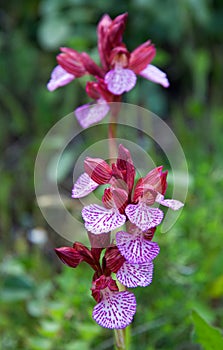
[55, 247, 83, 268]
[104, 246, 125, 273]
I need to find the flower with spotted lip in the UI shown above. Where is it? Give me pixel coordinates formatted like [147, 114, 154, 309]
[92, 275, 136, 329]
[47, 13, 169, 128]
[125, 166, 184, 231]
[105, 242, 156, 289]
[72, 145, 183, 234]
[54, 240, 137, 329]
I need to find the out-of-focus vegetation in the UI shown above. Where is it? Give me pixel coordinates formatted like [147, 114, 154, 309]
[1, 0, 223, 349]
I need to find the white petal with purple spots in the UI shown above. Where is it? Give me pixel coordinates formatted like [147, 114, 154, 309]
[72, 173, 99, 198]
[116, 231, 160, 264]
[93, 290, 136, 329]
[82, 204, 126, 234]
[117, 261, 154, 288]
[125, 202, 164, 231]
[105, 67, 137, 95]
[75, 99, 110, 128]
[47, 65, 75, 91]
[140, 64, 169, 88]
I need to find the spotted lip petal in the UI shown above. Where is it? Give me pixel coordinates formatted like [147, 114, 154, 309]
[117, 260, 154, 288]
[72, 173, 99, 198]
[75, 99, 110, 128]
[47, 65, 75, 91]
[140, 64, 169, 88]
[116, 230, 160, 264]
[125, 202, 164, 231]
[105, 67, 137, 95]
[92, 290, 136, 329]
[82, 204, 126, 234]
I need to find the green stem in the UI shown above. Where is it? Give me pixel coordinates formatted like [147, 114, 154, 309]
[114, 325, 131, 350]
[108, 113, 118, 160]
[108, 100, 122, 160]
[114, 328, 126, 349]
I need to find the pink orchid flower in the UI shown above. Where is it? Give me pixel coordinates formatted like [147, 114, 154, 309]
[55, 241, 137, 329]
[47, 13, 170, 128]
[72, 145, 183, 234]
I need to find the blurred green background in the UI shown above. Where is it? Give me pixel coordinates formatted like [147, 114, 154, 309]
[1, 0, 223, 349]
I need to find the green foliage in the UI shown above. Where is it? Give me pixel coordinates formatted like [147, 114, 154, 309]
[191, 310, 223, 349]
[1, 0, 223, 349]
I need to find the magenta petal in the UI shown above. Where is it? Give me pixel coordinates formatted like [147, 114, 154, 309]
[72, 173, 99, 198]
[105, 67, 137, 95]
[92, 290, 136, 329]
[47, 65, 75, 91]
[117, 261, 154, 288]
[75, 99, 110, 128]
[125, 202, 164, 231]
[82, 204, 126, 234]
[116, 231, 160, 264]
[140, 64, 170, 88]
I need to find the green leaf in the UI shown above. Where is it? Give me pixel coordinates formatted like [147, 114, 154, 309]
[191, 310, 223, 350]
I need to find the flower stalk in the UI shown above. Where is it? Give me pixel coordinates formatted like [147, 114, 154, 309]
[114, 328, 126, 350]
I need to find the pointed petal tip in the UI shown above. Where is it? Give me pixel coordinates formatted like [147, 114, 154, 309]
[72, 173, 99, 198]
[47, 65, 75, 91]
[75, 99, 110, 129]
[140, 64, 170, 88]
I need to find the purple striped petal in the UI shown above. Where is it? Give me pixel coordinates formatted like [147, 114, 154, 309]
[72, 173, 99, 198]
[155, 193, 184, 210]
[125, 202, 164, 231]
[116, 231, 160, 264]
[117, 261, 154, 288]
[82, 204, 126, 234]
[47, 65, 75, 91]
[140, 64, 169, 88]
[92, 290, 136, 329]
[75, 99, 110, 128]
[105, 67, 137, 95]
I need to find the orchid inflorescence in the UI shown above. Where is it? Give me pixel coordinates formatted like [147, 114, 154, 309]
[55, 144, 183, 329]
[47, 13, 169, 129]
[48, 13, 184, 332]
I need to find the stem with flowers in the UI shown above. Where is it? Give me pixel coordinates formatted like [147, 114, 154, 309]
[46, 11, 184, 350]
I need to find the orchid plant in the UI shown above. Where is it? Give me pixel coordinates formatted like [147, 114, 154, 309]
[47, 12, 183, 350]
[56, 145, 183, 330]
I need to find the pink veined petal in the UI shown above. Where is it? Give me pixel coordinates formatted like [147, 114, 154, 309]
[82, 204, 126, 234]
[140, 64, 170, 88]
[72, 173, 99, 198]
[158, 198, 184, 210]
[116, 260, 154, 288]
[75, 99, 110, 128]
[105, 67, 137, 95]
[92, 290, 136, 329]
[116, 230, 160, 264]
[125, 202, 164, 231]
[47, 65, 75, 91]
